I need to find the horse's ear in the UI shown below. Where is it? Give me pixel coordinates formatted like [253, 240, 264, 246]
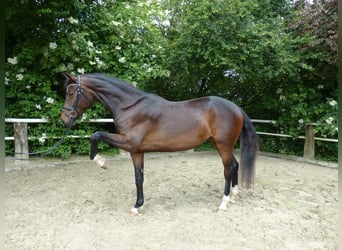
[63, 73, 72, 80]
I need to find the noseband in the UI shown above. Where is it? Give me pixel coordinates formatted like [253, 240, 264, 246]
[62, 75, 88, 122]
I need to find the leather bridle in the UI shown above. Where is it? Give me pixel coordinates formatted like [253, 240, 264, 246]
[62, 75, 89, 123]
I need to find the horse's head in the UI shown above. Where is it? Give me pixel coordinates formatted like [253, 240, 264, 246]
[61, 73, 96, 127]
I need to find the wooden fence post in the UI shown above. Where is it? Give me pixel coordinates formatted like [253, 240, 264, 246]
[303, 124, 315, 160]
[14, 122, 29, 160]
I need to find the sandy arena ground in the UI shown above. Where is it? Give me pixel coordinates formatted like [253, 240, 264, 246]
[5, 151, 338, 249]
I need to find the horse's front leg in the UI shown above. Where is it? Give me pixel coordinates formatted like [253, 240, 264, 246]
[130, 153, 144, 215]
[89, 131, 133, 168]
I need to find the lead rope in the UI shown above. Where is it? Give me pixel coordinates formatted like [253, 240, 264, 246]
[8, 76, 81, 160]
[8, 125, 72, 160]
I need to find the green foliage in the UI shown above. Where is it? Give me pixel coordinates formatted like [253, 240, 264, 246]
[274, 0, 337, 139]
[5, 0, 169, 157]
[5, 0, 337, 161]
[150, 0, 306, 108]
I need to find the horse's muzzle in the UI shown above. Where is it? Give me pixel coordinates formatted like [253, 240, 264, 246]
[61, 112, 76, 127]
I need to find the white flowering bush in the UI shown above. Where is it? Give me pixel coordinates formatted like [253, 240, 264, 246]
[5, 0, 169, 157]
[316, 98, 338, 138]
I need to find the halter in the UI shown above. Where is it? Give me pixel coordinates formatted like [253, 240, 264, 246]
[62, 75, 87, 123]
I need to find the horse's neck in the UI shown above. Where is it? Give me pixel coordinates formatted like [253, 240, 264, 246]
[92, 81, 144, 117]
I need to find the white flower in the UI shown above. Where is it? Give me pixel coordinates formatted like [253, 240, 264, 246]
[97, 61, 105, 68]
[165, 70, 171, 78]
[164, 10, 171, 16]
[112, 21, 120, 26]
[26, 85, 31, 89]
[77, 68, 85, 74]
[147, 67, 153, 73]
[298, 119, 304, 124]
[329, 100, 337, 106]
[46, 97, 54, 104]
[7, 57, 18, 65]
[87, 40, 94, 47]
[279, 95, 285, 101]
[95, 57, 105, 68]
[162, 20, 170, 27]
[115, 46, 121, 50]
[325, 117, 334, 125]
[67, 63, 74, 70]
[89, 61, 96, 65]
[35, 104, 41, 110]
[16, 74, 24, 81]
[125, 4, 131, 9]
[81, 113, 87, 121]
[49, 42, 57, 50]
[133, 37, 141, 43]
[119, 57, 126, 63]
[95, 50, 102, 54]
[39, 133, 47, 144]
[128, 20, 133, 25]
[5, 77, 9, 85]
[67, 17, 79, 24]
[317, 85, 324, 89]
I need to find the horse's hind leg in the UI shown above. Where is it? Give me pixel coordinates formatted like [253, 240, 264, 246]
[216, 147, 235, 211]
[212, 141, 240, 210]
[230, 155, 239, 203]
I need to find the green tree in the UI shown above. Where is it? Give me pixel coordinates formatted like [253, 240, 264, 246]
[148, 0, 305, 113]
[5, 0, 168, 157]
[276, 0, 338, 138]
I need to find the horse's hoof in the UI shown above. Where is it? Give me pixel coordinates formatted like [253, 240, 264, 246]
[129, 207, 139, 215]
[232, 185, 239, 195]
[92, 154, 106, 168]
[218, 204, 228, 211]
[218, 195, 230, 211]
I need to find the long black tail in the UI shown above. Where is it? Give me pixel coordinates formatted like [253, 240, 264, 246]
[240, 111, 259, 189]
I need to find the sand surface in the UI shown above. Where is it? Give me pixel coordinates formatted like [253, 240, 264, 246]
[5, 151, 338, 249]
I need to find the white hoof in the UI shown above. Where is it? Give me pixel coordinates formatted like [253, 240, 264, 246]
[218, 202, 228, 211]
[232, 185, 239, 195]
[218, 195, 230, 211]
[92, 154, 107, 169]
[129, 207, 139, 215]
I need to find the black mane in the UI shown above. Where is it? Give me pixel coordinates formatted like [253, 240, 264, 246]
[84, 73, 145, 96]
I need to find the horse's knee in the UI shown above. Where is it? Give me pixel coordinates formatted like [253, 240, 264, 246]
[90, 131, 102, 142]
[90, 131, 103, 160]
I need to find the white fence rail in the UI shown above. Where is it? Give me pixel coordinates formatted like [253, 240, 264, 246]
[5, 118, 338, 160]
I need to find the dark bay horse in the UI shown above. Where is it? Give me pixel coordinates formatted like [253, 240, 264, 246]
[61, 73, 259, 214]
